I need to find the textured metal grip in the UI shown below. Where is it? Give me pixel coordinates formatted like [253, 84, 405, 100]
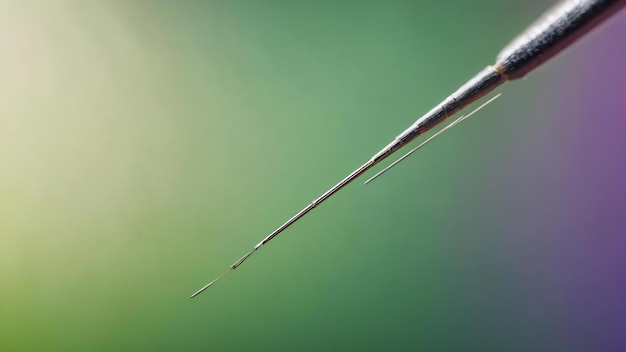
[495, 0, 626, 80]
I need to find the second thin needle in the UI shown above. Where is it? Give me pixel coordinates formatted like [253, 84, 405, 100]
[364, 93, 502, 184]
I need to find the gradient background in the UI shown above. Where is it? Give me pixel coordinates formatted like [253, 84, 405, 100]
[1, 0, 625, 351]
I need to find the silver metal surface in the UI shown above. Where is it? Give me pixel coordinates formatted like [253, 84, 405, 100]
[496, 0, 626, 79]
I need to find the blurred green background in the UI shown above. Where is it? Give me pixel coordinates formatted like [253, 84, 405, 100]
[2, 0, 625, 351]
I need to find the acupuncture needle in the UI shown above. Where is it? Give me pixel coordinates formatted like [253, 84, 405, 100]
[191, 0, 626, 298]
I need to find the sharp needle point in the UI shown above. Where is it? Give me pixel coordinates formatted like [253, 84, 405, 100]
[364, 93, 501, 185]
[190, 249, 257, 298]
[190, 267, 233, 298]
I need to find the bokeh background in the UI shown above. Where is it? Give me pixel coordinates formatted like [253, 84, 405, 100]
[1, 0, 624, 351]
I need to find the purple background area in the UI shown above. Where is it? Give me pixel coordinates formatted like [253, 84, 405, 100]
[492, 12, 626, 350]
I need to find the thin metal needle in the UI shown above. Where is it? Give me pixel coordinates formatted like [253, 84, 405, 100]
[191, 94, 501, 298]
[191, 0, 626, 299]
[364, 93, 502, 185]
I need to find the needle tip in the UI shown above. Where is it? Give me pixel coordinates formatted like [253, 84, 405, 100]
[190, 249, 258, 299]
[190, 276, 221, 298]
[190, 266, 234, 298]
